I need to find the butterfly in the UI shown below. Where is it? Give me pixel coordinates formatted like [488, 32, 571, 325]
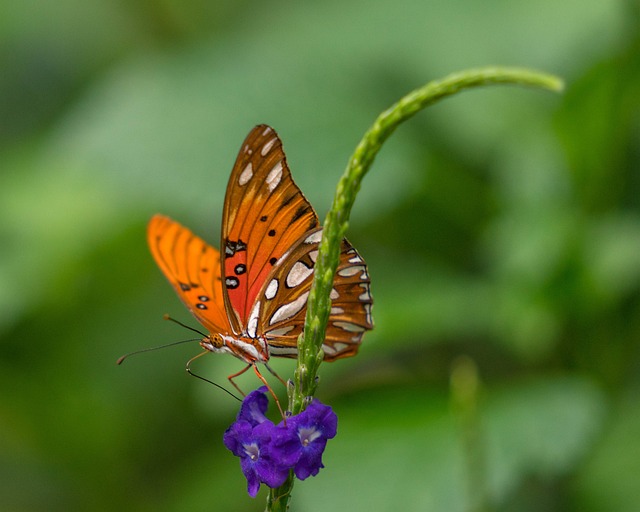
[147, 125, 373, 399]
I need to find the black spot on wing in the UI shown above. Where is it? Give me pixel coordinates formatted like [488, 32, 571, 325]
[225, 239, 248, 256]
[225, 277, 240, 289]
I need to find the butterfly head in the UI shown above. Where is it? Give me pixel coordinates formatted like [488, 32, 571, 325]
[200, 333, 225, 353]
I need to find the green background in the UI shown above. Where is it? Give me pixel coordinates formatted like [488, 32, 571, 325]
[1, 0, 639, 510]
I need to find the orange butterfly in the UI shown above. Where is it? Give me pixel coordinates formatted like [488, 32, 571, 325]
[148, 125, 373, 397]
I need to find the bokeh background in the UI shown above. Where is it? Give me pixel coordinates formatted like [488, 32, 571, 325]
[2, 0, 639, 510]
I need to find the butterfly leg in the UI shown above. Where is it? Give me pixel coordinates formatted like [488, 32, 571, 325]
[227, 364, 253, 397]
[227, 364, 286, 421]
[252, 364, 286, 422]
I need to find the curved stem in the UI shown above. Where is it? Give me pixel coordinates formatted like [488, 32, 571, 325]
[295, 66, 562, 409]
[266, 66, 563, 510]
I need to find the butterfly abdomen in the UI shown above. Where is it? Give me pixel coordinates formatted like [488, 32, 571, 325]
[200, 333, 269, 364]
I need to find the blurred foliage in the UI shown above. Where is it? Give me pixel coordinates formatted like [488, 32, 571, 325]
[1, 0, 639, 511]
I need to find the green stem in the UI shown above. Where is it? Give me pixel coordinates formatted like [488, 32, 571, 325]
[265, 66, 563, 510]
[451, 356, 490, 512]
[265, 472, 294, 512]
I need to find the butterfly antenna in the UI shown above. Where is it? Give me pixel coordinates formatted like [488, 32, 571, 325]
[186, 351, 242, 402]
[163, 314, 207, 337]
[116, 338, 201, 365]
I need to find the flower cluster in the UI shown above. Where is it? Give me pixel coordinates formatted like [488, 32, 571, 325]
[223, 387, 338, 497]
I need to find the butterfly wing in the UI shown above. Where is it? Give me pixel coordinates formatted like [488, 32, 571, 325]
[147, 214, 230, 334]
[221, 125, 319, 333]
[254, 228, 374, 361]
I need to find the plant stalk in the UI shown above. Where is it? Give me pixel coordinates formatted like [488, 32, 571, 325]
[265, 66, 563, 510]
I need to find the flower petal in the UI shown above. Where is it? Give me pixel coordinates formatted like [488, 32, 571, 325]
[240, 457, 262, 497]
[268, 425, 302, 467]
[254, 457, 291, 488]
[223, 420, 254, 456]
[237, 386, 270, 425]
[285, 399, 338, 479]
[294, 438, 327, 480]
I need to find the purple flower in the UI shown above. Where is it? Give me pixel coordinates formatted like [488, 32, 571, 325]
[224, 388, 338, 496]
[223, 419, 296, 497]
[284, 399, 338, 480]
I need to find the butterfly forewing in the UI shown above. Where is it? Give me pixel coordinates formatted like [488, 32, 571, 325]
[256, 228, 374, 360]
[221, 125, 319, 332]
[147, 215, 230, 333]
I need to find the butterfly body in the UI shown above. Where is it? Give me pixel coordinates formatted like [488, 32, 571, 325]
[148, 125, 373, 373]
[200, 333, 269, 364]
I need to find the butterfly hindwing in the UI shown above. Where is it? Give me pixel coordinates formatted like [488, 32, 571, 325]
[256, 228, 374, 361]
[147, 214, 230, 334]
[322, 242, 374, 361]
[221, 125, 320, 332]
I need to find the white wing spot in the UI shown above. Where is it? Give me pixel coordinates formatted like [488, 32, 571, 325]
[261, 137, 277, 156]
[309, 250, 318, 262]
[330, 306, 344, 315]
[267, 325, 295, 337]
[286, 262, 313, 288]
[265, 278, 279, 300]
[358, 284, 371, 301]
[305, 230, 323, 244]
[247, 301, 261, 338]
[333, 321, 365, 333]
[269, 345, 298, 356]
[239, 162, 253, 185]
[332, 342, 349, 353]
[322, 343, 336, 355]
[364, 303, 373, 324]
[330, 288, 339, 300]
[266, 161, 283, 191]
[270, 291, 309, 325]
[338, 265, 365, 277]
[261, 126, 272, 136]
